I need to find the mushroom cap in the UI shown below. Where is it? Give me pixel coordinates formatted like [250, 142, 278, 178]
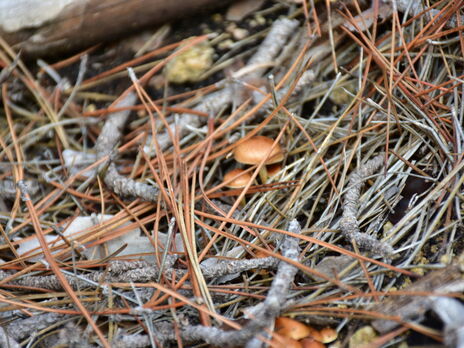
[270, 335, 302, 348]
[275, 317, 316, 341]
[319, 328, 337, 343]
[233, 136, 284, 165]
[267, 163, 283, 177]
[223, 169, 252, 188]
[300, 338, 325, 348]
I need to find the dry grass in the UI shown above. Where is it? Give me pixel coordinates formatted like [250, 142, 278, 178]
[0, 0, 463, 347]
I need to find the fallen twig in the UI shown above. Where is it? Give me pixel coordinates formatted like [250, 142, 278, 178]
[95, 92, 159, 201]
[0, 327, 20, 348]
[244, 219, 302, 348]
[0, 179, 38, 199]
[5, 312, 67, 341]
[382, 0, 464, 29]
[340, 153, 394, 256]
[3, 252, 280, 291]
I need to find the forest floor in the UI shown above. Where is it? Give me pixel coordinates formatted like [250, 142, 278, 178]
[0, 1, 463, 347]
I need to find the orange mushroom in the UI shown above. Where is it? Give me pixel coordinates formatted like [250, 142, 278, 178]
[319, 327, 337, 343]
[300, 337, 325, 348]
[223, 168, 252, 189]
[275, 317, 317, 341]
[271, 334, 303, 348]
[223, 168, 252, 205]
[267, 163, 283, 178]
[233, 136, 283, 183]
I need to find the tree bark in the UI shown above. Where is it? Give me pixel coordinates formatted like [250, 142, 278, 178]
[0, 0, 231, 58]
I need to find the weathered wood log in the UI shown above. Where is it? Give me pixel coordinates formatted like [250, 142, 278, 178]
[0, 0, 232, 58]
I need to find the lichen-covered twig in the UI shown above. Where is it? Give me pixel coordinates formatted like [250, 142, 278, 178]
[95, 92, 159, 201]
[244, 219, 301, 348]
[111, 331, 152, 348]
[0, 327, 20, 348]
[3, 252, 280, 291]
[2, 259, 172, 291]
[5, 312, 66, 341]
[94, 94, 137, 163]
[340, 153, 394, 256]
[0, 179, 39, 199]
[202, 256, 279, 279]
[382, 0, 464, 29]
[244, 18, 300, 80]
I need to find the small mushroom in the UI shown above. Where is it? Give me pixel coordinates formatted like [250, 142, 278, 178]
[233, 135, 283, 183]
[267, 163, 283, 179]
[223, 168, 252, 189]
[275, 317, 318, 341]
[300, 337, 325, 348]
[319, 327, 337, 343]
[271, 334, 303, 348]
[223, 168, 252, 205]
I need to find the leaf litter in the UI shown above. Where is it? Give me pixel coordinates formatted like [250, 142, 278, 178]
[0, 0, 463, 347]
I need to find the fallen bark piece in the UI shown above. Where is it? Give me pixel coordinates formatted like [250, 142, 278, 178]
[0, 0, 233, 57]
[430, 297, 464, 348]
[62, 149, 97, 178]
[308, 255, 353, 282]
[14, 213, 170, 262]
[226, 0, 265, 21]
[15, 234, 58, 262]
[371, 254, 464, 333]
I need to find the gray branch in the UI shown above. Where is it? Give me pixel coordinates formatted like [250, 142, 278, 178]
[95, 92, 159, 201]
[0, 327, 20, 348]
[2, 254, 279, 292]
[383, 0, 464, 29]
[5, 312, 66, 341]
[340, 153, 394, 256]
